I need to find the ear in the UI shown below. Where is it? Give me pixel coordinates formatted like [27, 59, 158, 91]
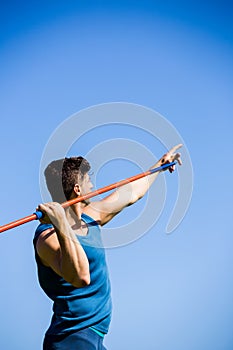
[73, 184, 81, 197]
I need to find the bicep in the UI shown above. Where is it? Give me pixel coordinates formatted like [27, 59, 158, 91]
[36, 228, 62, 277]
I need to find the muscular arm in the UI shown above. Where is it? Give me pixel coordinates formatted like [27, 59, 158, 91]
[84, 144, 182, 225]
[36, 203, 90, 288]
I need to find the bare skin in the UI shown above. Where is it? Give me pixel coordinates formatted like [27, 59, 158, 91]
[36, 144, 182, 288]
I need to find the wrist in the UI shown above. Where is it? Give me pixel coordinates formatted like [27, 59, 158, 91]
[54, 220, 71, 235]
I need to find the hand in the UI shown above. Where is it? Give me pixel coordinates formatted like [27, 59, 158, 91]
[160, 144, 183, 173]
[36, 202, 67, 228]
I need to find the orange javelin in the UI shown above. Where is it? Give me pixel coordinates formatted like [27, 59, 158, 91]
[0, 162, 176, 233]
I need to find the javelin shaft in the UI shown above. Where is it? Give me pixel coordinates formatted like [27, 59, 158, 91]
[0, 162, 175, 233]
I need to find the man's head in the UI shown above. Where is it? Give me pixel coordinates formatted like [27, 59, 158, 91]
[44, 156, 92, 203]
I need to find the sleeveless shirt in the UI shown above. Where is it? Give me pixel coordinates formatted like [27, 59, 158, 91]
[33, 213, 112, 336]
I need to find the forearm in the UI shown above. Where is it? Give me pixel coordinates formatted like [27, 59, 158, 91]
[120, 147, 181, 203]
[94, 159, 165, 221]
[90, 145, 182, 225]
[55, 221, 90, 287]
[124, 158, 163, 203]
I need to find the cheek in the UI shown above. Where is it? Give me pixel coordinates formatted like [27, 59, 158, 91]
[82, 183, 90, 193]
[87, 184, 92, 192]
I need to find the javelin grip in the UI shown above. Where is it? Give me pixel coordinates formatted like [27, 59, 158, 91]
[149, 161, 176, 174]
[33, 211, 44, 220]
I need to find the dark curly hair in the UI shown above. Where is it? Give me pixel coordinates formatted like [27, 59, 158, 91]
[44, 157, 91, 203]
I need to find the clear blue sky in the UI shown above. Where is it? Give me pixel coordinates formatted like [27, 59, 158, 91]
[0, 1, 232, 349]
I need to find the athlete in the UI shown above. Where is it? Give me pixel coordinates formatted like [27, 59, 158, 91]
[34, 144, 182, 349]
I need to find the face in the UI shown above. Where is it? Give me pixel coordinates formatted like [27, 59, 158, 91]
[79, 173, 94, 204]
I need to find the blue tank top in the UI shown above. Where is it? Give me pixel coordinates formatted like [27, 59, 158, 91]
[33, 213, 112, 336]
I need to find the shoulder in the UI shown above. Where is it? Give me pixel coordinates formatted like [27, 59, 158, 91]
[35, 223, 53, 234]
[34, 223, 54, 243]
[34, 223, 57, 256]
[34, 223, 60, 268]
[82, 207, 101, 226]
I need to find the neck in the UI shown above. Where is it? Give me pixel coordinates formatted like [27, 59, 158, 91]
[65, 202, 87, 228]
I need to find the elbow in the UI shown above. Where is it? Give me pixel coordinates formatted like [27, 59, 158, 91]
[70, 273, 91, 288]
[80, 273, 91, 287]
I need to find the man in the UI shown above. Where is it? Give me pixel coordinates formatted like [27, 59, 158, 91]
[34, 144, 182, 350]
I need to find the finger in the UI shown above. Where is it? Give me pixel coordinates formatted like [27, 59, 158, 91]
[177, 157, 182, 166]
[168, 143, 183, 155]
[37, 203, 50, 214]
[173, 152, 182, 166]
[173, 152, 181, 160]
[38, 203, 46, 211]
[169, 165, 175, 173]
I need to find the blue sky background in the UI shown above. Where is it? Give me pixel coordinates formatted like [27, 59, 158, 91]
[0, 1, 233, 349]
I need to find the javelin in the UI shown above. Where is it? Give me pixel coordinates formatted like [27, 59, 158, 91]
[0, 162, 176, 233]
